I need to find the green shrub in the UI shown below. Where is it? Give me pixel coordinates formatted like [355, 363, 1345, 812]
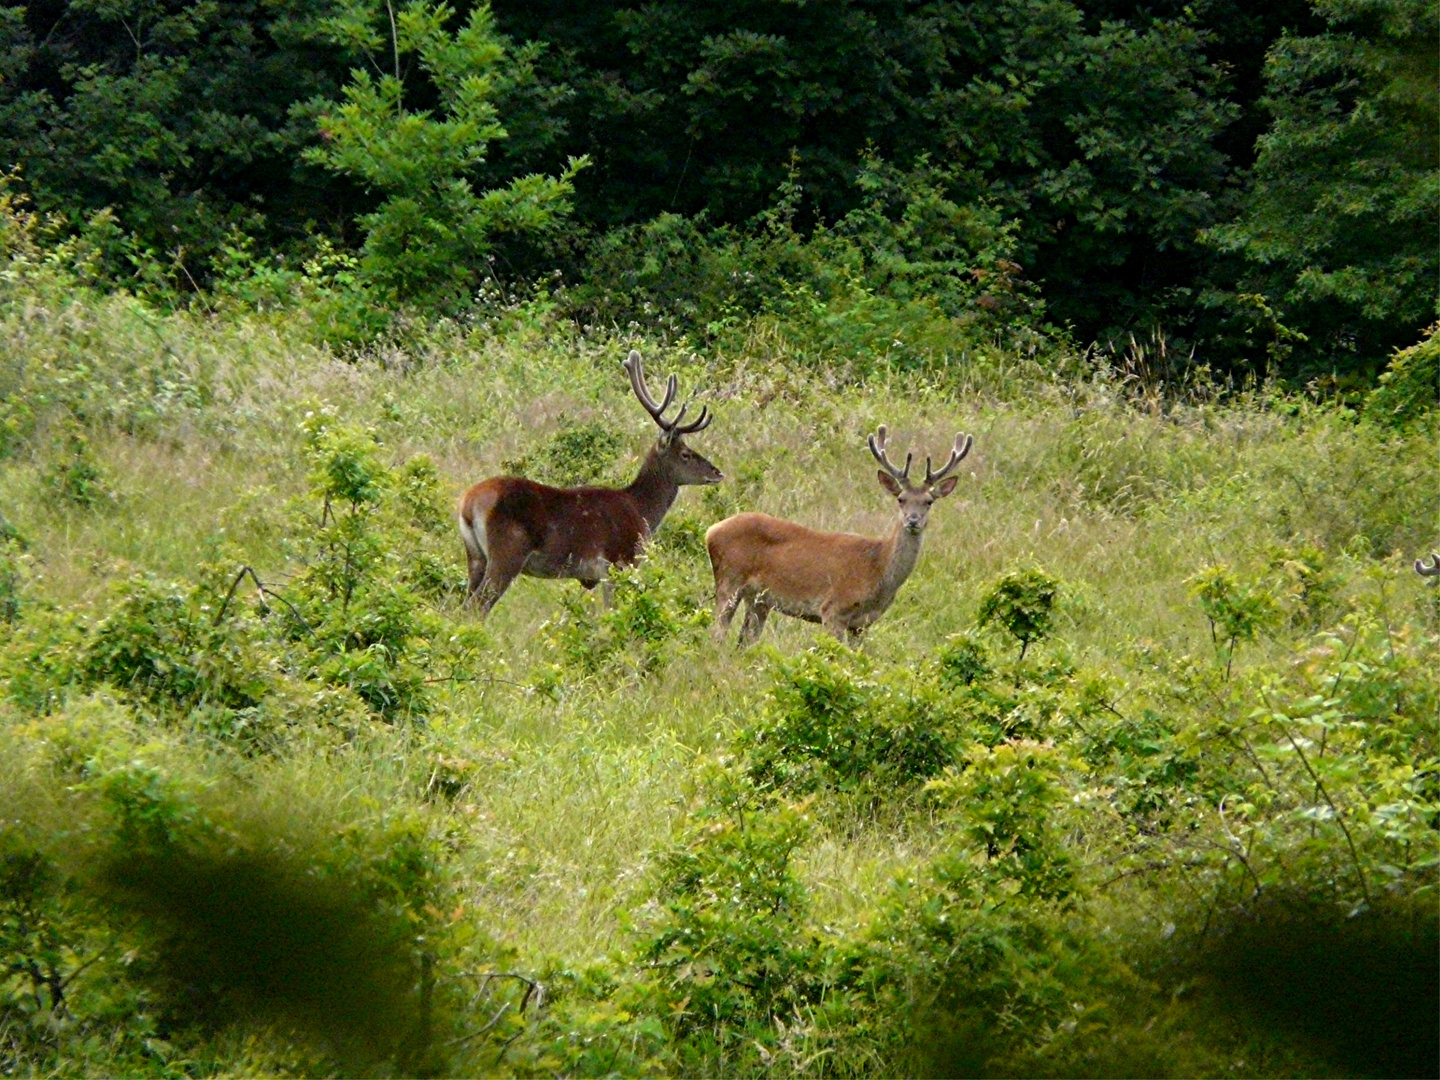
[926, 740, 1075, 901]
[0, 538, 23, 624]
[42, 429, 113, 509]
[633, 764, 828, 1067]
[570, 155, 1045, 378]
[1365, 324, 1439, 429]
[742, 641, 962, 802]
[82, 575, 269, 714]
[284, 411, 437, 719]
[541, 542, 709, 684]
[304, 2, 587, 311]
[503, 416, 626, 487]
[0, 608, 88, 714]
[977, 567, 1062, 662]
[1187, 563, 1279, 677]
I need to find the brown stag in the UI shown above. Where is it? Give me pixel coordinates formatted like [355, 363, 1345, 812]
[706, 425, 971, 645]
[458, 350, 722, 615]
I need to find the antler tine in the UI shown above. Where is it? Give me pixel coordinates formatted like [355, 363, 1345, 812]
[1416, 552, 1440, 577]
[673, 403, 712, 436]
[868, 424, 913, 483]
[624, 349, 678, 427]
[924, 432, 974, 487]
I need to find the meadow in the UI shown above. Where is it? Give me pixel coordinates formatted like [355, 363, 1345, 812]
[0, 241, 1435, 1076]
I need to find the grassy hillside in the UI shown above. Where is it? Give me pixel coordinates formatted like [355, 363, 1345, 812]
[0, 255, 1436, 1077]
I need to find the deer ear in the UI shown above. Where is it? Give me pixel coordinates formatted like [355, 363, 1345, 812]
[878, 471, 904, 496]
[932, 475, 960, 499]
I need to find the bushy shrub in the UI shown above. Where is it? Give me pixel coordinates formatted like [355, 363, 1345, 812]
[0, 538, 24, 625]
[570, 155, 1044, 377]
[304, 2, 587, 312]
[82, 575, 268, 714]
[1187, 563, 1279, 677]
[282, 410, 440, 719]
[501, 416, 626, 487]
[1365, 324, 1439, 429]
[742, 641, 962, 802]
[0, 608, 88, 715]
[0, 724, 486, 1077]
[926, 740, 1076, 901]
[632, 764, 829, 1068]
[977, 567, 1062, 662]
[540, 541, 709, 685]
[42, 429, 114, 509]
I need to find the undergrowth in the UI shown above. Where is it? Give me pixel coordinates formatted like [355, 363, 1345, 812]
[0, 217, 1435, 1076]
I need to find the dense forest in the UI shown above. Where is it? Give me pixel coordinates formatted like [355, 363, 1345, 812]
[0, 1, 1437, 1078]
[0, 0, 1435, 378]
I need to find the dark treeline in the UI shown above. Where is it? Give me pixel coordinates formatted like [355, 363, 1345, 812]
[0, 0, 1434, 380]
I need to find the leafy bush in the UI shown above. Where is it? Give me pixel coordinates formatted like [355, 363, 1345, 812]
[501, 415, 625, 486]
[540, 541, 709, 684]
[977, 567, 1061, 662]
[633, 764, 829, 1069]
[0, 734, 485, 1076]
[742, 641, 962, 802]
[1187, 563, 1279, 677]
[305, 1, 587, 311]
[926, 741, 1075, 901]
[1366, 324, 1439, 428]
[82, 575, 269, 713]
[570, 156, 1042, 376]
[42, 429, 114, 509]
[282, 410, 439, 718]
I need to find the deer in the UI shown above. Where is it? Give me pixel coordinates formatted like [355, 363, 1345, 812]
[1417, 553, 1440, 577]
[458, 350, 722, 616]
[706, 425, 972, 645]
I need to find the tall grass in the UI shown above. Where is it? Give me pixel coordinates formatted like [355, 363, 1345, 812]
[0, 264, 1435, 1075]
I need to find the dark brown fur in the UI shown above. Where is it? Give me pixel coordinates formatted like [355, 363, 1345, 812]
[458, 352, 721, 616]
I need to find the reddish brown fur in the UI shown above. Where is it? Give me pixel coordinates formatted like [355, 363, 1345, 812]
[706, 427, 969, 645]
[458, 352, 721, 616]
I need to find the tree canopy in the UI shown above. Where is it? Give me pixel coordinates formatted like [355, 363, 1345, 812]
[0, 0, 1433, 376]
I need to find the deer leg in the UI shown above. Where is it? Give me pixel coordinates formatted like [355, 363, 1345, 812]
[471, 530, 529, 618]
[738, 596, 770, 646]
[713, 579, 744, 639]
[464, 547, 488, 604]
[460, 517, 489, 605]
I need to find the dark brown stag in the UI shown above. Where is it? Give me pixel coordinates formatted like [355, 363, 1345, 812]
[458, 351, 721, 615]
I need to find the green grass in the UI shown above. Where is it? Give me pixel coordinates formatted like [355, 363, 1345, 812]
[0, 280, 1435, 1076]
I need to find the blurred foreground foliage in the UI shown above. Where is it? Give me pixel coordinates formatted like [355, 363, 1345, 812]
[0, 197, 1435, 1075]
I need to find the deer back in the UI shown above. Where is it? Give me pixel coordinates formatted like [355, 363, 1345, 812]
[706, 512, 889, 613]
[460, 476, 654, 571]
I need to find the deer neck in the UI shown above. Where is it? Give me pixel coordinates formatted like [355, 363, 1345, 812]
[626, 447, 679, 536]
[876, 521, 925, 601]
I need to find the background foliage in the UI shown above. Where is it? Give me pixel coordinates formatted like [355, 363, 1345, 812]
[0, 0, 1433, 376]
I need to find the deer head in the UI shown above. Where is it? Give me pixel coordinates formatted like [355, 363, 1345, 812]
[869, 425, 972, 535]
[625, 350, 722, 486]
